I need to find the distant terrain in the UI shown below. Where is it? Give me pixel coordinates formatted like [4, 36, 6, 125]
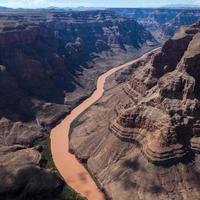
[110, 8, 200, 42]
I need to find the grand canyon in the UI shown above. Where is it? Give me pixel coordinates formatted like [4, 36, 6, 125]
[0, 3, 200, 200]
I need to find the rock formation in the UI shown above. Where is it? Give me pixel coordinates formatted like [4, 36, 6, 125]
[111, 23, 200, 165]
[70, 21, 200, 199]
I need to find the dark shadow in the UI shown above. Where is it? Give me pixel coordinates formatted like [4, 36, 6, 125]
[149, 185, 164, 193]
[78, 172, 87, 183]
[1, 166, 64, 200]
[123, 156, 140, 171]
[0, 96, 36, 123]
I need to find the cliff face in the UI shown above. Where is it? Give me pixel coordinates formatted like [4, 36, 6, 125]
[110, 8, 200, 42]
[0, 11, 157, 199]
[70, 22, 200, 199]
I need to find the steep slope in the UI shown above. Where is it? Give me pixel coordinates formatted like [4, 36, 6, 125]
[0, 11, 157, 199]
[110, 8, 200, 42]
[70, 22, 200, 199]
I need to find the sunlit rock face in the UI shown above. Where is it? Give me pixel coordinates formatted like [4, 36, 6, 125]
[110, 22, 200, 165]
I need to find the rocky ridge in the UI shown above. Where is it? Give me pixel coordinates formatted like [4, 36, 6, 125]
[70, 21, 200, 199]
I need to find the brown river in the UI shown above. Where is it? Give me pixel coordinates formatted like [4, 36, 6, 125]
[50, 49, 159, 200]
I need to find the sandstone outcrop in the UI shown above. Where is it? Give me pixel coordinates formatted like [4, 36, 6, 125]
[70, 22, 200, 199]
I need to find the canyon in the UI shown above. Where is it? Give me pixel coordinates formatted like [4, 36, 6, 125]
[0, 7, 200, 200]
[70, 21, 200, 199]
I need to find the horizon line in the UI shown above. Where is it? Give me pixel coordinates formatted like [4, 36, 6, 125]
[1, 5, 200, 9]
